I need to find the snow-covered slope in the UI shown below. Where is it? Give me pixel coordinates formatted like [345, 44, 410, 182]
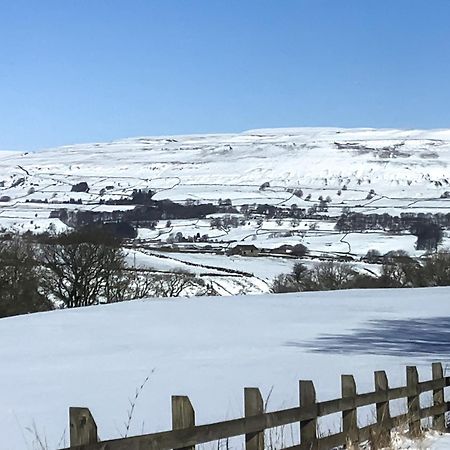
[2, 287, 450, 449]
[1, 127, 450, 225]
[0, 127, 449, 294]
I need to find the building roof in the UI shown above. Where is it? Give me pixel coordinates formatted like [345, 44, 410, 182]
[233, 244, 259, 250]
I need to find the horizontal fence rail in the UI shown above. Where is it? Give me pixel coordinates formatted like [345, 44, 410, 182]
[62, 363, 450, 450]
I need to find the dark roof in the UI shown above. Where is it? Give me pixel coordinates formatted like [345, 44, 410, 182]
[233, 244, 259, 250]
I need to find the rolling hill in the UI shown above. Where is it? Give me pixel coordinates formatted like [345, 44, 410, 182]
[0, 127, 449, 294]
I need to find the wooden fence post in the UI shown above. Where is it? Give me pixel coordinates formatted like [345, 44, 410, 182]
[69, 407, 98, 447]
[244, 387, 264, 450]
[374, 370, 391, 449]
[341, 374, 358, 448]
[299, 380, 317, 448]
[432, 362, 446, 432]
[172, 395, 195, 450]
[407, 366, 421, 437]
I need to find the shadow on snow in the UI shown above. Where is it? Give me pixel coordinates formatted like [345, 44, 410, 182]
[288, 317, 450, 357]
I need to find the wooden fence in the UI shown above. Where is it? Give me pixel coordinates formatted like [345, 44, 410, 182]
[62, 363, 450, 450]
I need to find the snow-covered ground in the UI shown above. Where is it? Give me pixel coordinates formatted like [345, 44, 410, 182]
[2, 287, 450, 449]
[393, 432, 450, 450]
[0, 127, 449, 295]
[0, 126, 449, 238]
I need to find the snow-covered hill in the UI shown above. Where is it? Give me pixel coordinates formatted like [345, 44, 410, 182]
[1, 128, 450, 203]
[0, 127, 449, 294]
[1, 127, 450, 224]
[2, 287, 450, 449]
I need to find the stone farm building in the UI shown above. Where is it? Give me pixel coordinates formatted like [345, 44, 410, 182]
[228, 244, 260, 257]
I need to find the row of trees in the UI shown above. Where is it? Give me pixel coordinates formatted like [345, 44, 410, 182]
[272, 249, 450, 293]
[0, 230, 206, 318]
[336, 211, 450, 233]
[337, 213, 446, 251]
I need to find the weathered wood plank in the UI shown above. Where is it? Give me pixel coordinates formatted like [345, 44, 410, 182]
[432, 363, 446, 432]
[373, 371, 391, 449]
[172, 396, 195, 450]
[245, 388, 264, 450]
[69, 407, 98, 446]
[418, 377, 447, 393]
[299, 380, 317, 448]
[61, 368, 450, 450]
[62, 406, 308, 450]
[420, 403, 447, 419]
[407, 366, 421, 437]
[283, 431, 346, 450]
[283, 412, 426, 450]
[62, 400, 450, 450]
[341, 374, 358, 448]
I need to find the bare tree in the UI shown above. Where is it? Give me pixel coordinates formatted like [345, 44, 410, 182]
[271, 261, 357, 293]
[152, 270, 201, 297]
[111, 270, 158, 301]
[39, 229, 126, 308]
[381, 250, 424, 287]
[422, 249, 450, 286]
[0, 237, 53, 317]
[311, 261, 357, 290]
[106, 269, 205, 301]
[271, 273, 301, 293]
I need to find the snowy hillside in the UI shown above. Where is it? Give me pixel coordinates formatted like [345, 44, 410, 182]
[2, 128, 450, 207]
[0, 127, 449, 294]
[2, 287, 450, 449]
[2, 127, 450, 212]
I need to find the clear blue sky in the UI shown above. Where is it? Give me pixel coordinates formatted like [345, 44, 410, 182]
[1, 0, 450, 150]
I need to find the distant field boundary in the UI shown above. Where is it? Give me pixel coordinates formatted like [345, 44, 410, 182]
[62, 363, 449, 450]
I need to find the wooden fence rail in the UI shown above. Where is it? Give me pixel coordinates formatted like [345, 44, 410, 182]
[62, 363, 450, 450]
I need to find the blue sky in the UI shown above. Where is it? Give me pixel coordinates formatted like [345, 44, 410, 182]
[1, 0, 450, 150]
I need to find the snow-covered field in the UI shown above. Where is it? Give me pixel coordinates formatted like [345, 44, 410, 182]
[0, 126, 449, 235]
[2, 287, 450, 449]
[1, 127, 449, 295]
[2, 127, 450, 196]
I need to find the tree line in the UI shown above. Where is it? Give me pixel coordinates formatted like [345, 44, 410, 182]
[272, 249, 450, 293]
[336, 212, 447, 250]
[0, 229, 207, 318]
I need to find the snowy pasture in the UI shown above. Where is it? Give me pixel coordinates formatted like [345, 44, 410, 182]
[0, 127, 449, 244]
[2, 287, 450, 449]
[0, 127, 449, 295]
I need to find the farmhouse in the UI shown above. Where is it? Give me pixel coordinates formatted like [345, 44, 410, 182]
[228, 244, 260, 257]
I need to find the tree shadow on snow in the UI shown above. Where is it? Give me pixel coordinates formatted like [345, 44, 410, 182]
[288, 317, 450, 357]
